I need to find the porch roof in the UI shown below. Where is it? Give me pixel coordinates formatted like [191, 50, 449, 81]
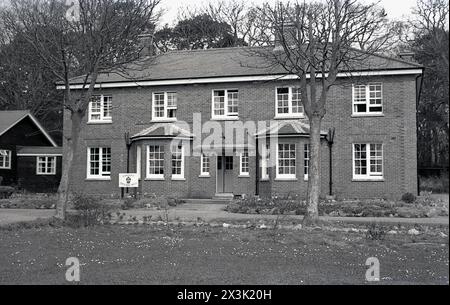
[131, 122, 195, 141]
[255, 120, 328, 138]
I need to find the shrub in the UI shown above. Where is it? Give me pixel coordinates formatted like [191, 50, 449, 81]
[71, 194, 114, 226]
[121, 197, 136, 210]
[0, 186, 14, 199]
[401, 192, 416, 203]
[365, 223, 386, 240]
[420, 174, 449, 194]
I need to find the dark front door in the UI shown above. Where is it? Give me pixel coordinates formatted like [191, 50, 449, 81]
[217, 155, 233, 193]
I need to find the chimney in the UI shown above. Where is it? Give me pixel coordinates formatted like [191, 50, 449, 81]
[138, 33, 154, 58]
[398, 51, 416, 62]
[274, 22, 298, 52]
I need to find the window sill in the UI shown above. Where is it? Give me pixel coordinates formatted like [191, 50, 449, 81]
[86, 177, 111, 181]
[211, 116, 239, 121]
[352, 178, 384, 182]
[260, 178, 270, 182]
[0, 167, 12, 170]
[274, 115, 305, 120]
[87, 121, 112, 125]
[171, 177, 186, 181]
[145, 177, 165, 181]
[275, 177, 298, 181]
[37, 173, 56, 176]
[238, 174, 250, 178]
[351, 113, 384, 118]
[151, 118, 177, 123]
[199, 174, 211, 178]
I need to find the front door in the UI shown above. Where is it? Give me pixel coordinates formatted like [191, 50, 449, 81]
[216, 155, 233, 193]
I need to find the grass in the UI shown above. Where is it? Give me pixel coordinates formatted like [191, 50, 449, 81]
[0, 224, 448, 284]
[420, 175, 449, 194]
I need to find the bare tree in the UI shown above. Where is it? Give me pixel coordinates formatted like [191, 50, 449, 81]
[1, 0, 161, 219]
[248, 0, 393, 223]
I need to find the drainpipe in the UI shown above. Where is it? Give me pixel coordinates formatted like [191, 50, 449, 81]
[415, 70, 424, 196]
[326, 128, 335, 196]
[124, 132, 132, 197]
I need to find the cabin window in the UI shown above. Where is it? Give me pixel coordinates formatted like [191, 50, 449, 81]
[0, 150, 12, 169]
[36, 156, 56, 175]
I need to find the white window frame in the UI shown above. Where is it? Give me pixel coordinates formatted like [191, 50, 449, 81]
[146, 145, 164, 179]
[171, 144, 185, 180]
[239, 150, 250, 176]
[136, 146, 141, 180]
[200, 153, 210, 177]
[275, 87, 305, 118]
[211, 89, 239, 119]
[352, 83, 383, 115]
[88, 95, 112, 123]
[304, 144, 310, 181]
[352, 143, 384, 180]
[86, 147, 111, 180]
[36, 156, 56, 175]
[152, 92, 177, 121]
[276, 143, 297, 179]
[0, 150, 12, 169]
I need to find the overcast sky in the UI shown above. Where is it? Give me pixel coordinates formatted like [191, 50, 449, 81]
[159, 0, 419, 25]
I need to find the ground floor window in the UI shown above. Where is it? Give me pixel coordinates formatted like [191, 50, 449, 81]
[0, 150, 11, 169]
[304, 144, 310, 181]
[240, 149, 249, 176]
[37, 156, 56, 175]
[276, 143, 296, 179]
[87, 147, 111, 179]
[171, 144, 184, 179]
[260, 142, 270, 180]
[147, 145, 164, 179]
[353, 143, 383, 180]
[200, 154, 210, 176]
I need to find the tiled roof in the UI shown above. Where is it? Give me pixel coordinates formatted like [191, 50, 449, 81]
[131, 122, 195, 139]
[66, 46, 422, 85]
[255, 120, 328, 137]
[0, 110, 30, 136]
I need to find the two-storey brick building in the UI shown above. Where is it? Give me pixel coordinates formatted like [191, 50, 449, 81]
[60, 47, 423, 200]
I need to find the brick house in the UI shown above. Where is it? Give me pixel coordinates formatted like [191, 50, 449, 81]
[60, 47, 423, 200]
[0, 110, 62, 192]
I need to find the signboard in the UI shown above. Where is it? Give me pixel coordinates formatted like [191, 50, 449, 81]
[119, 173, 139, 188]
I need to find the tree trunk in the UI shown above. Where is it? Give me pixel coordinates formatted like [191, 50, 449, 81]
[55, 111, 82, 219]
[303, 115, 322, 224]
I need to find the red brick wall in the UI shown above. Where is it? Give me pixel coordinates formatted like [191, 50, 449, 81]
[64, 74, 418, 199]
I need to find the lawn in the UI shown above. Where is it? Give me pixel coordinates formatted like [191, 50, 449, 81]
[0, 224, 448, 285]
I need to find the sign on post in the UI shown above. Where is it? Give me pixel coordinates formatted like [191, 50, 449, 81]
[119, 173, 139, 188]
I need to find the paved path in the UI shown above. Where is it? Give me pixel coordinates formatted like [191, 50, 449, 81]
[1, 202, 448, 226]
[0, 209, 55, 226]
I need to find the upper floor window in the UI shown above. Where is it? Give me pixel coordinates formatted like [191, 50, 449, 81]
[353, 143, 383, 180]
[36, 156, 56, 175]
[276, 143, 296, 179]
[87, 147, 111, 179]
[212, 89, 238, 119]
[0, 150, 12, 169]
[89, 95, 112, 123]
[152, 92, 177, 121]
[276, 87, 304, 118]
[352, 83, 383, 115]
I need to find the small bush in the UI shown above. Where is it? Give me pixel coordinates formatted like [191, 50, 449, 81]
[0, 186, 14, 199]
[71, 194, 114, 226]
[401, 192, 416, 203]
[365, 223, 386, 240]
[420, 174, 449, 193]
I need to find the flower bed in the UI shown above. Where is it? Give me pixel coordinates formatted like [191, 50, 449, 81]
[225, 193, 449, 218]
